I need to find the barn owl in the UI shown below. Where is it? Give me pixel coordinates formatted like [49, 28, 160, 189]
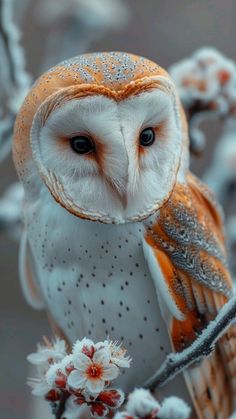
[13, 52, 236, 418]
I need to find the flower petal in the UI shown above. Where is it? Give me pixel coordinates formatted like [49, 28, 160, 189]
[86, 378, 105, 395]
[109, 341, 132, 369]
[27, 352, 48, 365]
[27, 340, 67, 365]
[95, 340, 110, 351]
[27, 379, 51, 396]
[67, 370, 86, 390]
[73, 338, 94, 355]
[103, 364, 119, 381]
[113, 412, 132, 419]
[45, 389, 62, 402]
[98, 389, 125, 408]
[46, 363, 62, 386]
[73, 352, 92, 371]
[93, 348, 110, 366]
[111, 355, 132, 368]
[64, 396, 88, 419]
[90, 402, 109, 418]
[58, 354, 74, 375]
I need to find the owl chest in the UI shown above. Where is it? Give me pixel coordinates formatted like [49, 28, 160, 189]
[32, 215, 153, 310]
[27, 201, 177, 391]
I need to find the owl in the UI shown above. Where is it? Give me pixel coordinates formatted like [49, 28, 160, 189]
[13, 52, 236, 418]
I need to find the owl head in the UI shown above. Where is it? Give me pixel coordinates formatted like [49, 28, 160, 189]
[13, 52, 189, 223]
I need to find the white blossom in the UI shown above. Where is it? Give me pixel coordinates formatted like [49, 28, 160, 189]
[68, 347, 119, 394]
[46, 354, 74, 388]
[169, 47, 236, 112]
[63, 396, 89, 419]
[28, 336, 130, 405]
[27, 338, 67, 367]
[158, 396, 190, 419]
[109, 341, 132, 368]
[27, 338, 67, 396]
[126, 388, 160, 417]
[27, 377, 51, 397]
[114, 389, 190, 419]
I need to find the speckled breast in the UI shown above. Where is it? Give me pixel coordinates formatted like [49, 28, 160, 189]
[26, 188, 189, 397]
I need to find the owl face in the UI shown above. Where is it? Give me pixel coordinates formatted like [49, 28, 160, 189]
[14, 52, 187, 223]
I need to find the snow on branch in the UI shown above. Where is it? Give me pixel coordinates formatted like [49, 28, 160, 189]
[144, 293, 236, 390]
[0, 0, 31, 161]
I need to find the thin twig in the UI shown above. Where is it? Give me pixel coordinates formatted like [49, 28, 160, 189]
[55, 392, 68, 419]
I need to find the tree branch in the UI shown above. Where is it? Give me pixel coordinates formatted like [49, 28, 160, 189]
[144, 294, 236, 390]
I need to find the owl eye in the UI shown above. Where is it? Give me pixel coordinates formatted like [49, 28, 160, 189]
[140, 128, 155, 147]
[70, 135, 95, 154]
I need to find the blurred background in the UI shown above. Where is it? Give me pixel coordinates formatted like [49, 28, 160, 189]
[1, 0, 236, 418]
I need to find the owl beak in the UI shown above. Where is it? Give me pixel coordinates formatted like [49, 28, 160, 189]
[105, 175, 128, 209]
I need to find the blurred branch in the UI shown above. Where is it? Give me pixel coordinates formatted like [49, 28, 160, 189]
[0, 0, 31, 161]
[169, 47, 236, 156]
[35, 0, 130, 71]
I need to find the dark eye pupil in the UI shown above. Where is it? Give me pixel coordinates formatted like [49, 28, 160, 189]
[140, 128, 155, 147]
[70, 136, 95, 154]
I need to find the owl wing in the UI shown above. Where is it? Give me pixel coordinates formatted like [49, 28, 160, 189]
[19, 230, 45, 309]
[143, 172, 236, 418]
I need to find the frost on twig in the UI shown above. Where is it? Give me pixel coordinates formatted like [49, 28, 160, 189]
[0, 0, 31, 161]
[144, 294, 236, 390]
[169, 47, 236, 154]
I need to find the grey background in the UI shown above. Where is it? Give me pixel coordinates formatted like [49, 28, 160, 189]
[1, 0, 236, 418]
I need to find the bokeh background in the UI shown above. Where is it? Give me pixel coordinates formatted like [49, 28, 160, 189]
[1, 0, 236, 418]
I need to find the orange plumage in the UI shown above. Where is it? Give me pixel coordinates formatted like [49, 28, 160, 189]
[146, 174, 236, 418]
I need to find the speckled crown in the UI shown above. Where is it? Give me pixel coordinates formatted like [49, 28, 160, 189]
[48, 51, 167, 90]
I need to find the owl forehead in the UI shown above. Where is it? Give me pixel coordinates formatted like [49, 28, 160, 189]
[47, 52, 166, 90]
[43, 90, 174, 141]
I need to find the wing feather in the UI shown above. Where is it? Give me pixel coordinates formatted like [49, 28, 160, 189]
[144, 173, 236, 418]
